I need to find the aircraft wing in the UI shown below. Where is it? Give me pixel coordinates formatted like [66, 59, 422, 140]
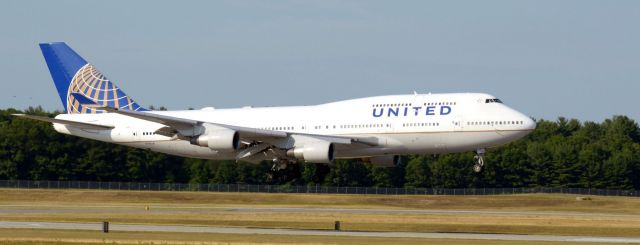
[99, 107, 379, 146]
[12, 114, 114, 130]
[97, 107, 288, 138]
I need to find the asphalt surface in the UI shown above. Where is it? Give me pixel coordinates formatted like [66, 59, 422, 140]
[0, 220, 639, 243]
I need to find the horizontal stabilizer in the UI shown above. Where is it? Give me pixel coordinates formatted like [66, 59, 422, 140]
[12, 114, 114, 130]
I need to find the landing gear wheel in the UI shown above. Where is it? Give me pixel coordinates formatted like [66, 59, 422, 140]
[473, 149, 485, 173]
[266, 172, 274, 182]
[271, 160, 289, 171]
[473, 164, 483, 173]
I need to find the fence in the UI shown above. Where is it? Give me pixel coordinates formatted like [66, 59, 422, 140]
[0, 180, 638, 197]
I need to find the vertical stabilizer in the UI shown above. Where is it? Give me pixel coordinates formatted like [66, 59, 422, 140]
[39, 42, 147, 114]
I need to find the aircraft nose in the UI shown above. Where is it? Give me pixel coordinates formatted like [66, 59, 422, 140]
[524, 117, 536, 130]
[508, 106, 536, 131]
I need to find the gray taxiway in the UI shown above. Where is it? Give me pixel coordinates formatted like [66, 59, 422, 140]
[0, 220, 639, 243]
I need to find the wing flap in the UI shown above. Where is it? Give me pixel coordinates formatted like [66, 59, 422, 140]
[96, 106, 197, 129]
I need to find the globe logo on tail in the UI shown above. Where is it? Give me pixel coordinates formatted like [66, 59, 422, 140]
[66, 64, 144, 114]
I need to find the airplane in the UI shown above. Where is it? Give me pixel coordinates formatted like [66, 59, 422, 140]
[15, 42, 536, 173]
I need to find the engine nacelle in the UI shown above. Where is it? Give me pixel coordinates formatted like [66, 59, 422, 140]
[286, 141, 335, 163]
[366, 155, 401, 167]
[191, 128, 239, 151]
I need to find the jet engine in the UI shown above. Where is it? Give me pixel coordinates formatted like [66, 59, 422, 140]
[190, 128, 240, 151]
[286, 141, 335, 163]
[366, 155, 401, 167]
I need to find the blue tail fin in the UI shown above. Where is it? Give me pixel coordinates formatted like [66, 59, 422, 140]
[39, 42, 147, 114]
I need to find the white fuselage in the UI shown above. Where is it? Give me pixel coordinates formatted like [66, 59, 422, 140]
[53, 93, 536, 160]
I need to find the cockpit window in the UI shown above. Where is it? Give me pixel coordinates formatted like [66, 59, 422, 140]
[485, 98, 503, 103]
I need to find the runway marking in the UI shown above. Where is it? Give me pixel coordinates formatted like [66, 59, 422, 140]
[0, 221, 638, 243]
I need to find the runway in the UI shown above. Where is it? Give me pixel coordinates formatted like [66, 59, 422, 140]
[0, 220, 639, 243]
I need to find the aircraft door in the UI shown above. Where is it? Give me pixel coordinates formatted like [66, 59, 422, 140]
[453, 116, 464, 132]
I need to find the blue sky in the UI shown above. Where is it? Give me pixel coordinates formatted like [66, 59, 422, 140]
[1, 0, 638, 122]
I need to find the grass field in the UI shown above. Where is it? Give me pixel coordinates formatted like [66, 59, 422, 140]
[0, 189, 639, 244]
[2, 189, 640, 213]
[0, 189, 640, 214]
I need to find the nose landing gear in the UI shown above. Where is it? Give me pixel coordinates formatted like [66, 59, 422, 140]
[473, 148, 485, 173]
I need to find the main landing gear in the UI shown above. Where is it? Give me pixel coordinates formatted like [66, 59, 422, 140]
[271, 158, 292, 171]
[473, 148, 485, 173]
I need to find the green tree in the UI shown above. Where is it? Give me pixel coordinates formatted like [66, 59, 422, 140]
[213, 161, 237, 184]
[603, 146, 635, 189]
[367, 164, 392, 187]
[430, 153, 475, 188]
[301, 162, 318, 185]
[526, 142, 554, 187]
[324, 160, 372, 187]
[404, 155, 432, 188]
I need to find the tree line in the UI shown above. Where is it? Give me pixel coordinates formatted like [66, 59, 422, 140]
[1, 107, 639, 190]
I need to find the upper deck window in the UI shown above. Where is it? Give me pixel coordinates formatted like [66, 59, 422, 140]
[485, 98, 503, 103]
